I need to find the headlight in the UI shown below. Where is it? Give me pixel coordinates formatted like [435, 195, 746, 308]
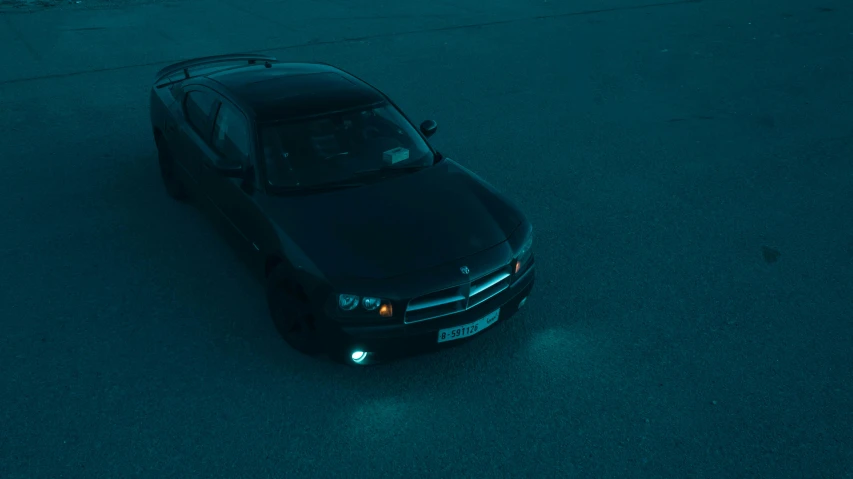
[513, 233, 533, 274]
[338, 294, 360, 310]
[337, 294, 393, 317]
[362, 297, 382, 310]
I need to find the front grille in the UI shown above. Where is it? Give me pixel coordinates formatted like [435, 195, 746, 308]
[404, 266, 511, 324]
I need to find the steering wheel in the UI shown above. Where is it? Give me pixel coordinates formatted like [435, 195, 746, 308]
[362, 126, 383, 140]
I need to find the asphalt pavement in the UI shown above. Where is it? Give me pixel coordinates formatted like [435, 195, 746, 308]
[2, 0, 852, 477]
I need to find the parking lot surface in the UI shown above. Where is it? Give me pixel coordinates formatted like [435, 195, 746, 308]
[2, 0, 852, 477]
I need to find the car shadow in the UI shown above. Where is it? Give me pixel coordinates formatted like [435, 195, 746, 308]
[99, 154, 281, 342]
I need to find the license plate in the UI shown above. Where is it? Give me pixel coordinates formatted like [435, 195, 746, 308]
[437, 309, 500, 343]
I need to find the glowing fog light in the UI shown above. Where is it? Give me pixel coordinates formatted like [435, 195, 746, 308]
[351, 351, 367, 362]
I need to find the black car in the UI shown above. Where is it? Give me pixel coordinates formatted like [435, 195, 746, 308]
[149, 53, 535, 365]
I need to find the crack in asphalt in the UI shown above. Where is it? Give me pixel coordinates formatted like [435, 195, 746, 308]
[0, 0, 702, 86]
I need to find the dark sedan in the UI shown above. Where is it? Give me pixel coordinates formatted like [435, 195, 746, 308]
[148, 53, 535, 365]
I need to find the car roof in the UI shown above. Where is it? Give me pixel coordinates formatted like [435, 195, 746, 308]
[205, 62, 387, 122]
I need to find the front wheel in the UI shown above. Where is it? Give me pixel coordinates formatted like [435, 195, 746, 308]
[266, 268, 323, 356]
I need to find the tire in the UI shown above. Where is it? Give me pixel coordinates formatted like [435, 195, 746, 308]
[156, 138, 188, 201]
[266, 266, 323, 356]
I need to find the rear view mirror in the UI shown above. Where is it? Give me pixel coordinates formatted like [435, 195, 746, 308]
[420, 120, 438, 138]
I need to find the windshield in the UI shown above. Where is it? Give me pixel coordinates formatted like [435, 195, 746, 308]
[260, 103, 434, 189]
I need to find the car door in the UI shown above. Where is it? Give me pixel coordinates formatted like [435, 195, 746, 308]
[201, 99, 264, 252]
[169, 88, 219, 193]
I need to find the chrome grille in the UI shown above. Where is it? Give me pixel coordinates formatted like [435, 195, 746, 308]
[404, 266, 511, 324]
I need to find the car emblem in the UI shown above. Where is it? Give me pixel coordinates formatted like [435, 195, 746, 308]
[460, 266, 470, 275]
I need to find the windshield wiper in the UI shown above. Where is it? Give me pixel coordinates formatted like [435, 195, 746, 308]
[270, 165, 428, 194]
[354, 165, 430, 176]
[298, 181, 366, 191]
[272, 180, 366, 194]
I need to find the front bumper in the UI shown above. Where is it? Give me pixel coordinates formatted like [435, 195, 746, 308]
[319, 266, 535, 364]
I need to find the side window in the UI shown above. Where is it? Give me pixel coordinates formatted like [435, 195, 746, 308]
[184, 91, 218, 135]
[211, 102, 251, 167]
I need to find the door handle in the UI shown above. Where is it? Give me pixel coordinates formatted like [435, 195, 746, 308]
[165, 124, 177, 134]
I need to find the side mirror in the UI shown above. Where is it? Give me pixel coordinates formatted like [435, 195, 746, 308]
[420, 120, 438, 138]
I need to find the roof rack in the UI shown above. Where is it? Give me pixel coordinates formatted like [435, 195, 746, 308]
[153, 53, 278, 84]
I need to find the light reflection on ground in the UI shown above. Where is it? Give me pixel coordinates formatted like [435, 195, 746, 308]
[522, 326, 608, 378]
[340, 396, 414, 440]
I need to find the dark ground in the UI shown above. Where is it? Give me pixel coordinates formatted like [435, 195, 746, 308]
[1, 0, 852, 477]
[0, 0, 174, 12]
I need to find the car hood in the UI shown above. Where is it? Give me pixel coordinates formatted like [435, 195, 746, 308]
[259, 159, 524, 280]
